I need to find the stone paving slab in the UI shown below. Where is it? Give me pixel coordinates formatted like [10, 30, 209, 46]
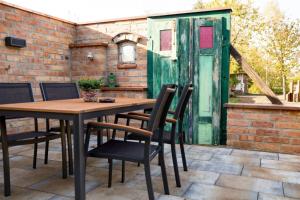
[258, 193, 299, 200]
[183, 183, 258, 200]
[0, 184, 54, 200]
[86, 186, 154, 200]
[211, 154, 260, 167]
[189, 146, 233, 155]
[279, 154, 300, 163]
[283, 182, 300, 199]
[231, 149, 278, 160]
[242, 166, 300, 184]
[189, 160, 243, 175]
[29, 175, 101, 197]
[2, 141, 300, 200]
[216, 174, 283, 196]
[48, 196, 73, 200]
[261, 159, 300, 172]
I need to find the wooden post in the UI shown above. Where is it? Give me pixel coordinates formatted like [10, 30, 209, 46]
[287, 81, 294, 102]
[294, 80, 300, 102]
[230, 45, 283, 105]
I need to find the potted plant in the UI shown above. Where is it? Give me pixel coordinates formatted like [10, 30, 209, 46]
[78, 77, 104, 102]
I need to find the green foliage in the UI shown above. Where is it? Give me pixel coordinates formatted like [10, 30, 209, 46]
[78, 78, 104, 91]
[229, 74, 240, 88]
[248, 84, 261, 94]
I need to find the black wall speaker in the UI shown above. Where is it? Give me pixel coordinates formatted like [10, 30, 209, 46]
[5, 37, 26, 48]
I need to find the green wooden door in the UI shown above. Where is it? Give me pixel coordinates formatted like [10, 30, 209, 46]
[149, 17, 223, 145]
[192, 18, 223, 145]
[147, 20, 178, 110]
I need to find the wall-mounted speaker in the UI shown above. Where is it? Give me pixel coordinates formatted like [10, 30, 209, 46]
[5, 37, 26, 48]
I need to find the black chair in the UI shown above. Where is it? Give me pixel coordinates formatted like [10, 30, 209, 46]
[39, 82, 80, 175]
[84, 84, 177, 200]
[0, 83, 68, 196]
[116, 83, 193, 187]
[39, 82, 110, 175]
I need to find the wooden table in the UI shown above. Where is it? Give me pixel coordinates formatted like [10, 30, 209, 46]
[0, 98, 155, 200]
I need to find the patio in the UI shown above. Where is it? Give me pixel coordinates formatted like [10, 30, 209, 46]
[1, 135, 300, 200]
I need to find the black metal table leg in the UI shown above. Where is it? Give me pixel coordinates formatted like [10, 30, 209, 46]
[73, 114, 86, 200]
[0, 116, 11, 196]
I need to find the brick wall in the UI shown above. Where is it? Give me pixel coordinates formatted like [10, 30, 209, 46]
[0, 3, 149, 134]
[0, 3, 76, 133]
[74, 20, 148, 98]
[226, 104, 300, 154]
[0, 3, 76, 99]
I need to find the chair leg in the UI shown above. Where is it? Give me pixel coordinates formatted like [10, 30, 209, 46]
[112, 115, 119, 139]
[97, 117, 103, 146]
[171, 143, 181, 187]
[60, 120, 67, 179]
[108, 159, 113, 187]
[84, 125, 92, 166]
[105, 116, 110, 141]
[121, 160, 125, 183]
[144, 160, 155, 200]
[1, 117, 11, 196]
[33, 139, 38, 169]
[66, 120, 73, 175]
[44, 140, 49, 164]
[179, 133, 188, 171]
[159, 150, 170, 195]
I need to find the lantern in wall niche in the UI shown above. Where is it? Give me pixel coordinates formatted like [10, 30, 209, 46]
[112, 32, 141, 69]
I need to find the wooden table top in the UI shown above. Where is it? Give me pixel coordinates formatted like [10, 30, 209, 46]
[0, 98, 155, 114]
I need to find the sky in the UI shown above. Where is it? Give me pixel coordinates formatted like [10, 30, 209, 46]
[3, 0, 300, 23]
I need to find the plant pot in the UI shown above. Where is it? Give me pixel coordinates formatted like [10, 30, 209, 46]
[82, 89, 99, 102]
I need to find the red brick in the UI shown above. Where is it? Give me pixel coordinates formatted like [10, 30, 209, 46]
[228, 112, 244, 119]
[255, 143, 280, 152]
[263, 137, 289, 144]
[228, 120, 249, 127]
[256, 129, 279, 136]
[5, 13, 22, 21]
[244, 113, 270, 120]
[281, 145, 300, 154]
[281, 130, 300, 137]
[290, 139, 300, 145]
[275, 122, 300, 129]
[252, 121, 273, 128]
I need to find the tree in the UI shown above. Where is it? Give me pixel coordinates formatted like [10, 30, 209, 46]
[262, 19, 300, 98]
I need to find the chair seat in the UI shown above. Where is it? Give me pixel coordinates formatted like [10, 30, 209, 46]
[87, 139, 160, 163]
[126, 130, 172, 144]
[7, 131, 60, 142]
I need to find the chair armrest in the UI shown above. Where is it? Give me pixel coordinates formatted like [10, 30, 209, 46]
[87, 122, 152, 137]
[168, 110, 176, 115]
[128, 112, 177, 124]
[116, 113, 150, 122]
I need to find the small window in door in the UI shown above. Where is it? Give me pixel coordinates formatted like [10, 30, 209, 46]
[199, 26, 214, 49]
[160, 29, 172, 51]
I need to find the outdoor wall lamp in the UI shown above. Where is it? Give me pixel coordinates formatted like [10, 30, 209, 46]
[87, 52, 94, 61]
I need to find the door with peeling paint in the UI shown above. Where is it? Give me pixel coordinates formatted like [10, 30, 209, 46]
[148, 17, 223, 145]
[147, 19, 179, 110]
[192, 18, 222, 144]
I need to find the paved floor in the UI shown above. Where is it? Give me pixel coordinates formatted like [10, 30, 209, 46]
[1, 136, 300, 200]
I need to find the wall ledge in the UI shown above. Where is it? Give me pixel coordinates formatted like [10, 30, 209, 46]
[101, 86, 147, 92]
[225, 103, 300, 111]
[69, 42, 108, 48]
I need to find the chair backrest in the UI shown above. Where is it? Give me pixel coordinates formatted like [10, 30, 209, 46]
[40, 82, 80, 101]
[0, 83, 34, 104]
[147, 84, 177, 132]
[174, 83, 193, 120]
